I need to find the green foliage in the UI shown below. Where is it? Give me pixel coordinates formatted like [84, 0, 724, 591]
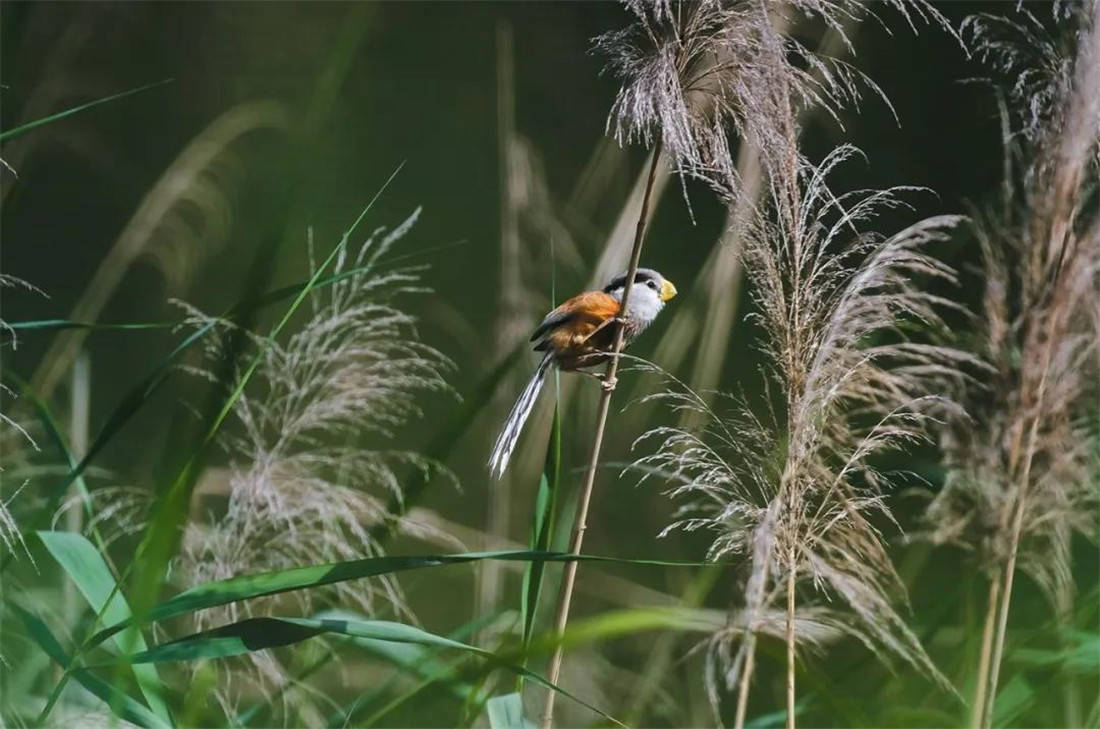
[37, 531, 171, 723]
[11, 603, 172, 729]
[487, 693, 531, 729]
[114, 614, 624, 726]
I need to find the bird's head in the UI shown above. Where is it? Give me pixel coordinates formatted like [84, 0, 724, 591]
[603, 267, 677, 327]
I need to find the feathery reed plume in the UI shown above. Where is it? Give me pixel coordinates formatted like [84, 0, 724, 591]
[0, 413, 35, 562]
[595, 2, 961, 727]
[645, 16, 859, 414]
[0, 274, 47, 560]
[88, 210, 455, 718]
[594, 0, 952, 202]
[922, 3, 1100, 726]
[633, 147, 974, 727]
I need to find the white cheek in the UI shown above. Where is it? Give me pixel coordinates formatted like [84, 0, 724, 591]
[627, 286, 664, 326]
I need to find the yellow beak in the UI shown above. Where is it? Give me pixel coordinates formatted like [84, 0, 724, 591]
[660, 279, 678, 302]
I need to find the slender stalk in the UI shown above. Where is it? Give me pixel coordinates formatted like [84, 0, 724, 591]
[733, 638, 758, 729]
[985, 300, 1063, 727]
[983, 8, 1100, 719]
[539, 142, 663, 729]
[734, 555, 770, 729]
[983, 487, 1028, 728]
[64, 353, 90, 623]
[785, 547, 796, 729]
[971, 570, 1001, 728]
[1060, 603, 1083, 729]
[478, 17, 518, 641]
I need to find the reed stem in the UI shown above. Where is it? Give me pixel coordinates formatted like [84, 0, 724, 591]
[539, 141, 663, 729]
[785, 547, 796, 729]
[971, 569, 1001, 728]
[985, 301, 1061, 726]
[733, 636, 757, 729]
[983, 489, 1027, 728]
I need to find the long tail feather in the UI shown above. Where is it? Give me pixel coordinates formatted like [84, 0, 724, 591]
[489, 354, 553, 478]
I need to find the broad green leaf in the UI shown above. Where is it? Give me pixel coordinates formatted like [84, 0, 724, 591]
[487, 692, 531, 729]
[117, 615, 624, 727]
[316, 608, 472, 700]
[11, 603, 171, 729]
[90, 550, 714, 650]
[327, 609, 505, 728]
[992, 674, 1035, 727]
[1012, 631, 1100, 673]
[37, 531, 172, 724]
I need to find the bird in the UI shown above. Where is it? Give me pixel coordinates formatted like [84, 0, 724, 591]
[488, 267, 677, 477]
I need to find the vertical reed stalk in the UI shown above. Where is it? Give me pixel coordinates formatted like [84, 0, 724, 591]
[734, 554, 770, 729]
[1060, 598, 1083, 728]
[539, 141, 663, 729]
[983, 483, 1030, 727]
[734, 638, 757, 729]
[985, 291, 1066, 726]
[785, 546, 796, 729]
[970, 570, 1001, 728]
[479, 17, 518, 636]
[64, 353, 90, 599]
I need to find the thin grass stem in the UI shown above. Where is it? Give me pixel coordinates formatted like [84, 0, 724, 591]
[734, 554, 770, 729]
[733, 635, 756, 729]
[970, 570, 1000, 728]
[786, 546, 796, 729]
[539, 140, 663, 729]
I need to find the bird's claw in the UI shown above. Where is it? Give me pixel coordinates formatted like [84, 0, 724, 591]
[600, 375, 618, 392]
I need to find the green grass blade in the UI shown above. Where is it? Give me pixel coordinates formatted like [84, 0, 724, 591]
[521, 399, 560, 652]
[37, 531, 172, 724]
[6, 240, 465, 335]
[1012, 631, 1100, 672]
[5, 319, 173, 331]
[0, 79, 173, 142]
[116, 615, 624, 727]
[8, 373, 102, 543]
[10, 603, 171, 729]
[316, 609, 473, 700]
[89, 550, 716, 650]
[327, 610, 504, 728]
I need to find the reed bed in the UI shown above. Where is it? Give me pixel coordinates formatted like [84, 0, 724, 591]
[1, 2, 1096, 728]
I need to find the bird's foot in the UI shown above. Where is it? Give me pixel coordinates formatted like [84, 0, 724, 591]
[600, 374, 618, 392]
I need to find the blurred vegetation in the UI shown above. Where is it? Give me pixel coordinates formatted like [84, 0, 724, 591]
[1, 2, 1097, 728]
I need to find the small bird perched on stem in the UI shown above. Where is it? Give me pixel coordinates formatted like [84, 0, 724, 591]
[488, 267, 676, 477]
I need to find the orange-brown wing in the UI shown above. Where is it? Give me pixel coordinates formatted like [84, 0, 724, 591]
[530, 290, 620, 352]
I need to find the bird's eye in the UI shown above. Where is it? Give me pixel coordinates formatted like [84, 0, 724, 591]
[647, 280, 657, 289]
